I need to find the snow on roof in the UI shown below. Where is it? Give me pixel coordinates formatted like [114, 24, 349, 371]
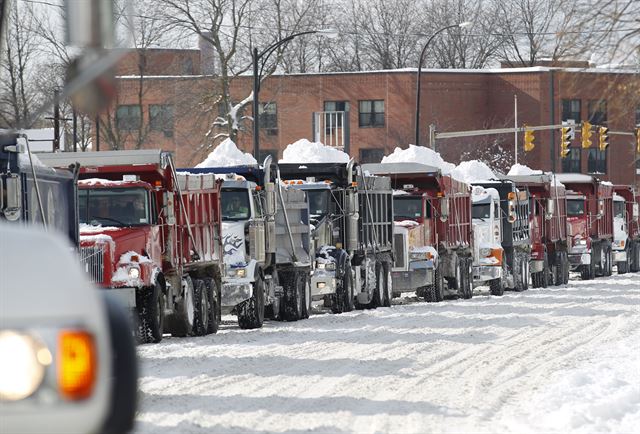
[555, 173, 596, 183]
[196, 138, 257, 168]
[381, 145, 455, 174]
[613, 193, 625, 201]
[450, 160, 497, 183]
[280, 139, 350, 164]
[508, 163, 543, 176]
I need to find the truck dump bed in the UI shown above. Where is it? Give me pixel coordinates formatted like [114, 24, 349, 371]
[556, 174, 614, 241]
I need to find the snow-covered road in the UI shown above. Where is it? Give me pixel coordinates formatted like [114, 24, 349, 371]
[135, 274, 640, 433]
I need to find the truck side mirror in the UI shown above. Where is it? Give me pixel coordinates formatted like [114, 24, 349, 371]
[164, 191, 176, 225]
[440, 197, 449, 222]
[3, 174, 22, 221]
[545, 198, 555, 220]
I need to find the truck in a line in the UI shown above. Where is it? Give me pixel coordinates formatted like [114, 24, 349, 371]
[503, 174, 569, 287]
[471, 179, 531, 295]
[279, 160, 395, 311]
[363, 163, 473, 301]
[612, 185, 640, 273]
[183, 157, 313, 328]
[556, 174, 614, 280]
[39, 150, 224, 343]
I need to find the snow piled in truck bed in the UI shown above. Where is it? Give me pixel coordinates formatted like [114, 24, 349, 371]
[280, 139, 350, 163]
[508, 163, 543, 176]
[450, 160, 497, 183]
[381, 145, 455, 174]
[196, 138, 257, 168]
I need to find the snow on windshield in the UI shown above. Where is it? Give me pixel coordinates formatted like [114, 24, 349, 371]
[196, 138, 257, 168]
[280, 139, 350, 163]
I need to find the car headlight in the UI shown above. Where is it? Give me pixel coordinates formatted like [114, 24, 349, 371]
[0, 331, 50, 401]
[479, 247, 492, 257]
[128, 267, 140, 279]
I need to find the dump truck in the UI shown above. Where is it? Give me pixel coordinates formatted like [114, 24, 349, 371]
[38, 150, 224, 343]
[363, 163, 473, 301]
[612, 185, 640, 273]
[182, 157, 313, 328]
[0, 132, 79, 246]
[503, 174, 569, 287]
[556, 174, 614, 280]
[279, 160, 394, 310]
[471, 180, 531, 295]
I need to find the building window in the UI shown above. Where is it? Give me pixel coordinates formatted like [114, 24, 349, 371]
[561, 99, 581, 123]
[587, 148, 607, 174]
[324, 101, 349, 129]
[588, 100, 607, 125]
[561, 148, 581, 173]
[149, 104, 174, 137]
[359, 148, 385, 163]
[358, 100, 384, 127]
[116, 105, 141, 131]
[259, 102, 277, 135]
[259, 149, 278, 163]
[635, 105, 640, 126]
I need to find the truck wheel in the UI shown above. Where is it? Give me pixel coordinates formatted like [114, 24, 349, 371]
[171, 276, 196, 337]
[605, 248, 613, 276]
[301, 275, 311, 319]
[282, 271, 304, 321]
[382, 262, 392, 307]
[203, 278, 220, 334]
[136, 281, 164, 344]
[562, 252, 569, 284]
[541, 253, 549, 288]
[238, 275, 265, 329]
[343, 265, 355, 312]
[426, 266, 445, 302]
[370, 264, 385, 309]
[513, 255, 524, 292]
[193, 279, 210, 336]
[489, 277, 504, 296]
[631, 243, 640, 272]
[617, 247, 629, 274]
[523, 258, 530, 290]
[461, 258, 473, 299]
[101, 293, 138, 434]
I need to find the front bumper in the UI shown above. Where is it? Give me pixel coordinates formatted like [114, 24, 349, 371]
[222, 281, 253, 307]
[392, 268, 434, 292]
[568, 252, 591, 269]
[105, 287, 136, 308]
[473, 265, 502, 283]
[613, 250, 627, 262]
[311, 272, 337, 298]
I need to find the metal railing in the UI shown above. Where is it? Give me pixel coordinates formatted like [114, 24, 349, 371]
[79, 244, 105, 283]
[312, 111, 349, 151]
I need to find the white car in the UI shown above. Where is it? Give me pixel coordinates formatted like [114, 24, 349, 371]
[0, 224, 137, 433]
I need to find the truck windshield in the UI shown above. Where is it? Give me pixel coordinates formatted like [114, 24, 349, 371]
[614, 201, 625, 218]
[394, 197, 422, 219]
[307, 189, 330, 217]
[79, 188, 149, 227]
[222, 189, 250, 221]
[472, 203, 491, 220]
[567, 199, 585, 216]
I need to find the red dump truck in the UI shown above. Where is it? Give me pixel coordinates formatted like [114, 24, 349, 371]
[39, 150, 224, 343]
[504, 174, 569, 287]
[556, 174, 614, 280]
[364, 163, 473, 301]
[613, 185, 640, 273]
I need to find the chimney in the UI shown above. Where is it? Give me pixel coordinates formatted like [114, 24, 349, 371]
[199, 32, 216, 75]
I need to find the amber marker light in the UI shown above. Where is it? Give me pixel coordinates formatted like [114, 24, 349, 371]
[57, 331, 97, 400]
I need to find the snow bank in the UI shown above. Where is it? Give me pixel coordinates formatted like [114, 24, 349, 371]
[507, 163, 543, 176]
[381, 145, 455, 174]
[450, 160, 496, 183]
[280, 139, 349, 164]
[196, 138, 257, 168]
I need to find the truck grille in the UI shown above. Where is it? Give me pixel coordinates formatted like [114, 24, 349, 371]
[80, 245, 105, 283]
[394, 233, 405, 268]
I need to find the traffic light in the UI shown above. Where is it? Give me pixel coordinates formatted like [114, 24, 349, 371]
[560, 126, 571, 158]
[598, 126, 609, 151]
[581, 121, 593, 148]
[523, 127, 535, 152]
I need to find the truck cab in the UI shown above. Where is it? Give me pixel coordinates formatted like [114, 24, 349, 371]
[471, 186, 504, 292]
[612, 193, 629, 272]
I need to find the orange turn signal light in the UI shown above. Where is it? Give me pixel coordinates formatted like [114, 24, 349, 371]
[57, 331, 97, 401]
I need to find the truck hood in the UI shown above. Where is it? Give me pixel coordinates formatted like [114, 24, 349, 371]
[222, 221, 247, 266]
[613, 217, 627, 243]
[80, 225, 153, 264]
[472, 220, 500, 258]
[567, 216, 588, 240]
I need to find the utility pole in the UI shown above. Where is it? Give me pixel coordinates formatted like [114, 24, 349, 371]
[72, 108, 78, 152]
[53, 90, 60, 151]
[514, 94, 518, 165]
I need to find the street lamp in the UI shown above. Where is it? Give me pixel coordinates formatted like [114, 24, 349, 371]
[252, 29, 338, 159]
[414, 21, 472, 147]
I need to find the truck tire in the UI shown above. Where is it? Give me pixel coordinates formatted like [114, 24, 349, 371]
[238, 275, 265, 329]
[332, 263, 351, 314]
[193, 279, 210, 336]
[171, 275, 196, 337]
[301, 275, 311, 319]
[101, 293, 138, 434]
[553, 253, 563, 286]
[282, 270, 304, 321]
[605, 247, 613, 276]
[461, 258, 473, 299]
[541, 253, 549, 288]
[382, 262, 392, 307]
[203, 277, 220, 334]
[489, 277, 504, 296]
[136, 281, 164, 344]
[513, 255, 523, 292]
[617, 247, 629, 274]
[428, 265, 445, 302]
[370, 264, 385, 309]
[631, 243, 640, 272]
[562, 252, 569, 284]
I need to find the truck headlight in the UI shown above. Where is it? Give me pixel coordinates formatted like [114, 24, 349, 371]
[227, 268, 247, 278]
[479, 247, 492, 257]
[410, 251, 434, 261]
[128, 267, 140, 279]
[576, 239, 586, 246]
[0, 331, 50, 401]
[316, 261, 336, 270]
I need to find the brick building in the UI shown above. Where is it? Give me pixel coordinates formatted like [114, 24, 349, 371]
[100, 49, 640, 187]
